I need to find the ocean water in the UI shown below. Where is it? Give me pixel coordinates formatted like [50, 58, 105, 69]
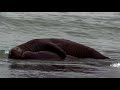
[0, 12, 120, 78]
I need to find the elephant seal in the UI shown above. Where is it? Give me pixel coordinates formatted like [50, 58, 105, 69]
[8, 38, 109, 59]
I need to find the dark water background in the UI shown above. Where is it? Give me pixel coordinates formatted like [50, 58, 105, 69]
[0, 12, 120, 78]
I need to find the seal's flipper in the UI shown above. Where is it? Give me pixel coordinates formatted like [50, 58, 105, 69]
[43, 42, 66, 59]
[22, 51, 62, 60]
[91, 49, 110, 59]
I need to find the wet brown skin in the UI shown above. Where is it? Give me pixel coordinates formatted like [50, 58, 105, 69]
[8, 38, 110, 60]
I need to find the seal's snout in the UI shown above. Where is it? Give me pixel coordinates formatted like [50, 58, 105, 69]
[8, 47, 23, 59]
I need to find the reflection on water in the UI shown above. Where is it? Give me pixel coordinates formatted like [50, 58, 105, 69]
[0, 56, 119, 78]
[9, 60, 96, 78]
[10, 63, 97, 73]
[7, 58, 114, 78]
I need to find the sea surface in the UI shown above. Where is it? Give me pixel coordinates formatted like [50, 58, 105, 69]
[0, 12, 120, 78]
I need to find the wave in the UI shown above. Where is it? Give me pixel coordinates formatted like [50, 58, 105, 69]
[0, 50, 9, 59]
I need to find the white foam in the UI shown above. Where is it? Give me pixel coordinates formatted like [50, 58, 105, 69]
[4, 50, 9, 55]
[110, 63, 120, 68]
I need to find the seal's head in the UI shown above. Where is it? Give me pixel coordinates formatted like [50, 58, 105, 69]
[8, 47, 23, 59]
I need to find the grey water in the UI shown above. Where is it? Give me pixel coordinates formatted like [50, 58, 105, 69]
[0, 12, 120, 78]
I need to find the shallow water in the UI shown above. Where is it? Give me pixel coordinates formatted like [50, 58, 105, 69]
[0, 12, 120, 78]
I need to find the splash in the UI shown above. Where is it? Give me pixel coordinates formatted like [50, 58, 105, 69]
[0, 50, 8, 58]
[4, 50, 9, 55]
[110, 63, 120, 68]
